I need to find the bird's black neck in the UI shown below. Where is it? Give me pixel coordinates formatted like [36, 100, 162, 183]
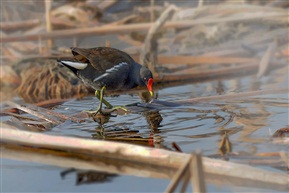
[131, 62, 145, 87]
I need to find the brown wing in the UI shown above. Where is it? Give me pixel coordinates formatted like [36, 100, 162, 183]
[71, 47, 135, 73]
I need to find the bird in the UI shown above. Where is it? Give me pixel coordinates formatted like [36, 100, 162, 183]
[57, 47, 154, 114]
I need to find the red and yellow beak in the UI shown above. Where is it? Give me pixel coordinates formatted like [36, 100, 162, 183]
[147, 78, 154, 96]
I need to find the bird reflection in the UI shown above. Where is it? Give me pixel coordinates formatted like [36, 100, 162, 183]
[60, 169, 117, 185]
[91, 113, 111, 124]
[142, 110, 163, 131]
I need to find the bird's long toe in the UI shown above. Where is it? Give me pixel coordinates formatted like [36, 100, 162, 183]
[111, 106, 129, 112]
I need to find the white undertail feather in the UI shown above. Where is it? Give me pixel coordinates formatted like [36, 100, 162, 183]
[61, 61, 88, 70]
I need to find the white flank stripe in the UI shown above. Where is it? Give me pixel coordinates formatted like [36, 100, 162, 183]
[94, 73, 109, 82]
[61, 61, 88, 70]
[93, 62, 128, 82]
[106, 62, 128, 73]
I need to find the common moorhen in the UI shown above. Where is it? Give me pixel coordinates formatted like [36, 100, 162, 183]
[57, 47, 154, 114]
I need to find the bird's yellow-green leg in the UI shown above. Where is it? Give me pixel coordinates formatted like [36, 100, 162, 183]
[94, 86, 107, 114]
[95, 87, 128, 112]
[86, 86, 111, 115]
[95, 87, 113, 109]
[111, 105, 128, 112]
[87, 86, 129, 116]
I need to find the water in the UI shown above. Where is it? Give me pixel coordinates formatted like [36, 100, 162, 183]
[1, 159, 170, 192]
[1, 65, 288, 192]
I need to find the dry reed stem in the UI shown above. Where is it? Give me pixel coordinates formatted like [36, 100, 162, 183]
[150, 0, 155, 22]
[279, 151, 289, 169]
[165, 155, 192, 193]
[180, 171, 191, 193]
[177, 87, 288, 103]
[5, 101, 84, 123]
[2, 12, 286, 43]
[1, 127, 288, 191]
[16, 62, 89, 102]
[97, 0, 118, 10]
[156, 56, 258, 65]
[45, 0, 53, 48]
[5, 101, 62, 124]
[257, 40, 277, 78]
[34, 98, 71, 108]
[139, 4, 177, 71]
[26, 103, 84, 123]
[154, 60, 286, 83]
[190, 152, 206, 193]
[198, 0, 204, 7]
[0, 19, 40, 31]
[273, 137, 289, 145]
[155, 62, 258, 82]
[108, 14, 138, 26]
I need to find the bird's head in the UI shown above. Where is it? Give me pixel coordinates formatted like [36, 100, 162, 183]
[140, 66, 154, 96]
